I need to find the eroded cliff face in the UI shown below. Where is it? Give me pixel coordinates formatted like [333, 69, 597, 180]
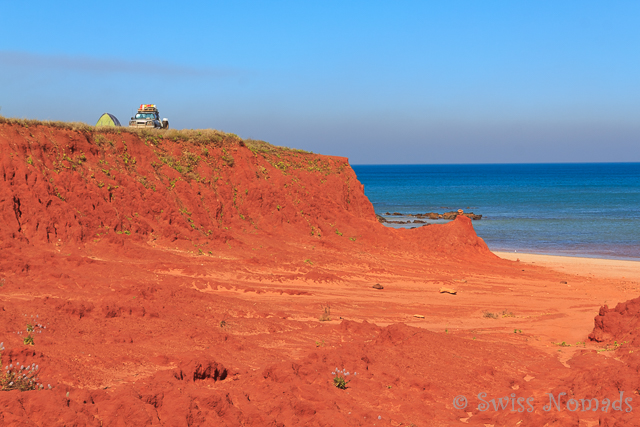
[0, 123, 376, 248]
[0, 121, 491, 262]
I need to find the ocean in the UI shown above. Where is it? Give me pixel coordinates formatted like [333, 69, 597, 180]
[351, 163, 640, 261]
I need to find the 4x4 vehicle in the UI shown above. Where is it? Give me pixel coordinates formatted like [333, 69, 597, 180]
[129, 104, 169, 129]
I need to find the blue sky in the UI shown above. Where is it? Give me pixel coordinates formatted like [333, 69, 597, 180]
[1, 1, 639, 164]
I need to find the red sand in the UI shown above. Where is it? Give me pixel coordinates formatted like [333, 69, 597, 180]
[1, 122, 639, 426]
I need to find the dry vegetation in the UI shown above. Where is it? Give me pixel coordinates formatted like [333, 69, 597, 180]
[0, 115, 311, 155]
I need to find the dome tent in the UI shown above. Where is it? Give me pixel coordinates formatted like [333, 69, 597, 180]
[95, 113, 121, 127]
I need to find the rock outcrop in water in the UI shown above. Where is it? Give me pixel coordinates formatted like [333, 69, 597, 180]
[381, 211, 483, 221]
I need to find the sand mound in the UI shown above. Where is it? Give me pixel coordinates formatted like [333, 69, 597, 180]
[589, 296, 640, 344]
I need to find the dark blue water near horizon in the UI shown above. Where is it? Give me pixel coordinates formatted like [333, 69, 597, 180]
[351, 163, 640, 261]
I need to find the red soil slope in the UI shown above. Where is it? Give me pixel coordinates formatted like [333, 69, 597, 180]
[1, 122, 639, 426]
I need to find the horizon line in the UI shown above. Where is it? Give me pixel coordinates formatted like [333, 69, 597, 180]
[350, 161, 640, 166]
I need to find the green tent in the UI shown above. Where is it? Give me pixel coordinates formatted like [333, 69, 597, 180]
[96, 113, 121, 127]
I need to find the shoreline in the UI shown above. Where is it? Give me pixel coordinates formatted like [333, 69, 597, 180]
[378, 216, 639, 263]
[494, 250, 640, 279]
[487, 244, 640, 263]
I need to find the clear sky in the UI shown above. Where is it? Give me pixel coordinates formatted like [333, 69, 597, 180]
[1, 1, 639, 164]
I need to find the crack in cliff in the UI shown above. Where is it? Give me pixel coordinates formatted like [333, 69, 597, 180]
[12, 195, 22, 233]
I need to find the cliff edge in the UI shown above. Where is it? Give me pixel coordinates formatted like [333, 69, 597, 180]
[0, 120, 491, 263]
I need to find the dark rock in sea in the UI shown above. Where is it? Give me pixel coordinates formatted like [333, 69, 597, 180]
[464, 213, 482, 220]
[376, 214, 387, 223]
[438, 211, 483, 220]
[380, 210, 482, 224]
[413, 220, 426, 223]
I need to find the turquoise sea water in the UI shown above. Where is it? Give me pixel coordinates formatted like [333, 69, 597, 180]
[352, 163, 640, 261]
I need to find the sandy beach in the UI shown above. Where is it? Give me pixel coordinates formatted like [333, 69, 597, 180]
[495, 251, 640, 279]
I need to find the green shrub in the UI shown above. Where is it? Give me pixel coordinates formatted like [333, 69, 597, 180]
[331, 368, 356, 390]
